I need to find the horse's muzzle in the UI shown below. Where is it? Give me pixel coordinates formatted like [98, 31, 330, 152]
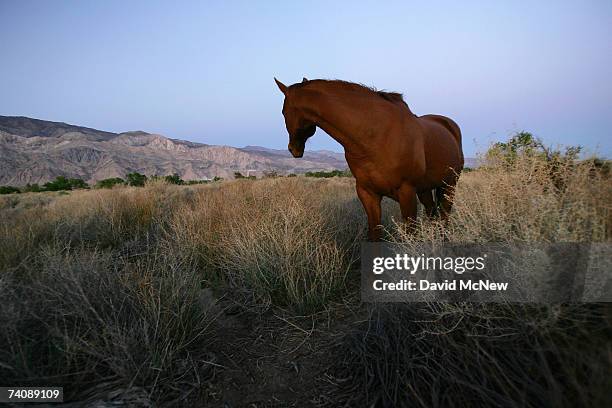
[288, 145, 304, 158]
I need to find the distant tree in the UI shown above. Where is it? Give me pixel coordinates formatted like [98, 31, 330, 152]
[263, 171, 279, 178]
[486, 131, 588, 190]
[164, 173, 184, 185]
[96, 177, 125, 189]
[68, 178, 89, 189]
[304, 169, 352, 178]
[234, 172, 245, 179]
[212, 176, 223, 182]
[126, 172, 147, 187]
[23, 183, 42, 192]
[43, 176, 89, 191]
[0, 186, 21, 194]
[286, 173, 297, 178]
[486, 131, 582, 168]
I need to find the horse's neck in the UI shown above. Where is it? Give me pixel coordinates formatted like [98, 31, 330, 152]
[301, 89, 392, 155]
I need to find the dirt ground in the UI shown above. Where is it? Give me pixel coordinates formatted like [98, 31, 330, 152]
[195, 288, 363, 408]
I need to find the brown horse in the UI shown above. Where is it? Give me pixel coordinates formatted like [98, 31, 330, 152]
[274, 77, 464, 241]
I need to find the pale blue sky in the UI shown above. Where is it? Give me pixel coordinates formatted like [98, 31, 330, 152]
[1, 0, 611, 156]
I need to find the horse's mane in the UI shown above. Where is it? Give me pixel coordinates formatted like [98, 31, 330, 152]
[292, 79, 408, 107]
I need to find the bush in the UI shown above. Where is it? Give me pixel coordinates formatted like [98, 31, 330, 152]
[336, 303, 611, 407]
[164, 173, 184, 185]
[126, 172, 147, 187]
[304, 169, 352, 178]
[95, 177, 125, 189]
[23, 183, 42, 192]
[0, 246, 215, 404]
[0, 186, 20, 194]
[43, 176, 89, 191]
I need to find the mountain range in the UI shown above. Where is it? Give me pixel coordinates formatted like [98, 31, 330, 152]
[0, 116, 349, 185]
[0, 115, 478, 186]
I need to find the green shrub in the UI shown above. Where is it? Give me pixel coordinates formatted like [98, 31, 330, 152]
[164, 173, 184, 185]
[0, 186, 21, 194]
[304, 169, 352, 178]
[126, 172, 147, 187]
[43, 176, 88, 191]
[23, 183, 42, 192]
[95, 177, 125, 189]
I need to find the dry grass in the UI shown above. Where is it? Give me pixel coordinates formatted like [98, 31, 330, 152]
[0, 154, 610, 406]
[337, 154, 612, 408]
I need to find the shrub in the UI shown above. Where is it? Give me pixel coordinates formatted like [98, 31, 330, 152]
[126, 172, 147, 187]
[0, 186, 20, 194]
[23, 183, 42, 192]
[95, 177, 125, 189]
[164, 173, 184, 185]
[43, 176, 89, 191]
[0, 246, 215, 404]
[304, 169, 352, 178]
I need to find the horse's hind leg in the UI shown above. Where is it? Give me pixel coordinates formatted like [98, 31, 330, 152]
[417, 190, 437, 218]
[436, 183, 457, 222]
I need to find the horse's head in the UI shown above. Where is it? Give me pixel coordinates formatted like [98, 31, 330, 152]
[274, 77, 316, 158]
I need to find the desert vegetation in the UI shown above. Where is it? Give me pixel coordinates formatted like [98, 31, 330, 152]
[0, 169, 354, 195]
[0, 134, 610, 407]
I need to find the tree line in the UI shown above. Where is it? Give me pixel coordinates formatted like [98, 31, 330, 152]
[0, 168, 356, 194]
[0, 172, 212, 194]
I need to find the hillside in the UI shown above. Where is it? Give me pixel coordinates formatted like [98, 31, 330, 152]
[0, 116, 348, 185]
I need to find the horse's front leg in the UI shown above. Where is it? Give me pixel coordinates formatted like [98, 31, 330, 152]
[356, 183, 382, 241]
[398, 184, 418, 234]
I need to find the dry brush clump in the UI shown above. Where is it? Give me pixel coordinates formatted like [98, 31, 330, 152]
[0, 183, 215, 403]
[334, 302, 611, 408]
[390, 153, 610, 244]
[0, 243, 217, 404]
[164, 177, 365, 312]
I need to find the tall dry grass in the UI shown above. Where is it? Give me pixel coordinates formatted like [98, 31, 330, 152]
[391, 154, 610, 243]
[339, 154, 611, 408]
[0, 153, 610, 405]
[165, 177, 364, 311]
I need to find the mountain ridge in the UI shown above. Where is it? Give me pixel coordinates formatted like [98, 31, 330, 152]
[0, 115, 348, 185]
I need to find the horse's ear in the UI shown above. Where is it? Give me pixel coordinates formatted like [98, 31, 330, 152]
[274, 78, 287, 95]
[302, 77, 308, 82]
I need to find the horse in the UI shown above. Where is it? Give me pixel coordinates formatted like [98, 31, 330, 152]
[274, 77, 464, 241]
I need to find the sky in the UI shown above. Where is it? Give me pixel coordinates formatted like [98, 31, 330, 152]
[1, 0, 611, 157]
